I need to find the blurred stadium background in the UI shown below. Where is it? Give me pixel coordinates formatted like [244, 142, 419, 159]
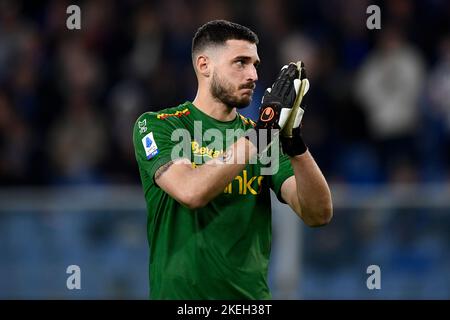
[0, 0, 449, 299]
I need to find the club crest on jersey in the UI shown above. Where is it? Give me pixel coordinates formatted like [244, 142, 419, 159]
[138, 119, 147, 134]
[142, 132, 159, 160]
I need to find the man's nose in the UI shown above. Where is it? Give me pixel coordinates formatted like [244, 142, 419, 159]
[247, 65, 258, 82]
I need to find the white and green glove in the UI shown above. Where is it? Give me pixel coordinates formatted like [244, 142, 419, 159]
[251, 62, 306, 153]
[280, 61, 310, 156]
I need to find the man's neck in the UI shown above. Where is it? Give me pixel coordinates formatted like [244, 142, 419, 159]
[192, 91, 237, 122]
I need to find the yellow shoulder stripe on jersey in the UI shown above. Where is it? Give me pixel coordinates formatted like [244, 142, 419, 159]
[239, 114, 256, 127]
[157, 108, 190, 120]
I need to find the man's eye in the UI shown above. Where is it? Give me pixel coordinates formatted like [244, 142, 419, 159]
[236, 60, 244, 66]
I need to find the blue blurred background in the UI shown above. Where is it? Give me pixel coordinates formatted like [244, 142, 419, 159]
[0, 0, 449, 299]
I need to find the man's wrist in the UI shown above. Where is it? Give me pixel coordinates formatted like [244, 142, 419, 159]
[242, 134, 258, 157]
[281, 133, 307, 156]
[244, 128, 262, 154]
[245, 126, 279, 155]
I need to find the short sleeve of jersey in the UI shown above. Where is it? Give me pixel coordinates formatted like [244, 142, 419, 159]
[269, 153, 294, 203]
[133, 112, 182, 182]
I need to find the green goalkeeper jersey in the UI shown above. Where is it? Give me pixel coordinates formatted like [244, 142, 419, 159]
[133, 101, 294, 299]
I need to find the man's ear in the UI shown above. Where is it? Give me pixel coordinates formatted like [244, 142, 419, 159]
[196, 54, 211, 78]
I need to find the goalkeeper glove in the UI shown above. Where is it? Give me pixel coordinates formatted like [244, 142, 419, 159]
[280, 61, 310, 156]
[250, 62, 302, 153]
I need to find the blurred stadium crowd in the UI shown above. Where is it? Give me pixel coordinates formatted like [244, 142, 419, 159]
[1, 0, 450, 186]
[1, 0, 450, 299]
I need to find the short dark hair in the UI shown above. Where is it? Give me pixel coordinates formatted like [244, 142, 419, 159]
[192, 20, 259, 59]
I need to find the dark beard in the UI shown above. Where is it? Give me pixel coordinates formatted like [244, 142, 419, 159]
[210, 73, 253, 109]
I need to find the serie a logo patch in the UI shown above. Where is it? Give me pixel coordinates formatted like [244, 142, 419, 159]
[142, 132, 159, 160]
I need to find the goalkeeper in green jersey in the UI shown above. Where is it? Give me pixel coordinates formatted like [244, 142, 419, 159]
[133, 20, 333, 299]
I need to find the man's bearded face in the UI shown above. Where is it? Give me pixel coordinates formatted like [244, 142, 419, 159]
[210, 70, 255, 109]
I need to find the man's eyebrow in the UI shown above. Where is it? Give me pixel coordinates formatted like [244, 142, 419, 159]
[233, 55, 261, 65]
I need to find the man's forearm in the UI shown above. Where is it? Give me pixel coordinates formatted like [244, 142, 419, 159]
[290, 150, 333, 226]
[181, 136, 258, 207]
